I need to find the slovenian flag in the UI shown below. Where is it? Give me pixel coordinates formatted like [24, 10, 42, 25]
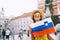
[30, 18, 55, 37]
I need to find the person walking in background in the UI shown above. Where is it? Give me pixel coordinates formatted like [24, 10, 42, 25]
[10, 28, 15, 40]
[19, 28, 23, 40]
[6, 28, 10, 40]
[23, 29, 30, 40]
[2, 29, 6, 40]
[22, 26, 29, 37]
[29, 10, 54, 40]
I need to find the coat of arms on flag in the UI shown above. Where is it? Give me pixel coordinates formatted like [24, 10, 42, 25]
[30, 18, 55, 37]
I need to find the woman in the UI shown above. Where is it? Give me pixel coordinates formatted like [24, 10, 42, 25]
[10, 28, 15, 40]
[29, 10, 54, 40]
[5, 28, 10, 40]
[2, 29, 6, 40]
[19, 28, 23, 40]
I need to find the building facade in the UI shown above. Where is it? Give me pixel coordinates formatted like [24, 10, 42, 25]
[8, 12, 33, 34]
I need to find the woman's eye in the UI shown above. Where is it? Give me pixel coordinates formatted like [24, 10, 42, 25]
[34, 15, 40, 18]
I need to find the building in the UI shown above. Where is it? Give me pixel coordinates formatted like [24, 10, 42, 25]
[8, 12, 33, 34]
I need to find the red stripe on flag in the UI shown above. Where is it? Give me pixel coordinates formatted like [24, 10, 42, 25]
[33, 27, 55, 37]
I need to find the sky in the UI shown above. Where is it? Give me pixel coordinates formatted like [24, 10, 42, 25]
[0, 0, 38, 18]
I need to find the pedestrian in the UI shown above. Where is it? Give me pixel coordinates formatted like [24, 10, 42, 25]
[28, 10, 54, 40]
[2, 29, 6, 40]
[22, 27, 29, 37]
[6, 28, 10, 40]
[19, 28, 23, 40]
[10, 28, 15, 40]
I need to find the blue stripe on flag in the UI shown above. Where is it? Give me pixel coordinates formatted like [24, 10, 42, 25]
[32, 22, 53, 32]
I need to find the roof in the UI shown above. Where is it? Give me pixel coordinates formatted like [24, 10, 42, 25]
[10, 12, 33, 21]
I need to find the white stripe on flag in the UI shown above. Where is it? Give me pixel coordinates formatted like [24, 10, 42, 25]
[30, 18, 53, 28]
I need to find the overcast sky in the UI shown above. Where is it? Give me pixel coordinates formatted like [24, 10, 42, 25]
[0, 0, 38, 18]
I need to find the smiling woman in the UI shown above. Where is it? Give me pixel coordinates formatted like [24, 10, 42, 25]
[29, 10, 54, 40]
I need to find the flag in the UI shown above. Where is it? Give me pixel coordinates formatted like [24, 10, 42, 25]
[30, 18, 55, 37]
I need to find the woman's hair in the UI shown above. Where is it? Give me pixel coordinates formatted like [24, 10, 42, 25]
[32, 10, 45, 23]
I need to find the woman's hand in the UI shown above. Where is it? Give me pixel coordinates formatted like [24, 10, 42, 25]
[47, 34, 54, 40]
[28, 26, 35, 40]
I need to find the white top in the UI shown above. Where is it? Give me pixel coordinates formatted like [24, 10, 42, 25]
[6, 30, 10, 35]
[55, 24, 60, 31]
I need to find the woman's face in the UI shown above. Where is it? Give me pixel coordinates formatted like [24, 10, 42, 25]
[34, 13, 41, 21]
